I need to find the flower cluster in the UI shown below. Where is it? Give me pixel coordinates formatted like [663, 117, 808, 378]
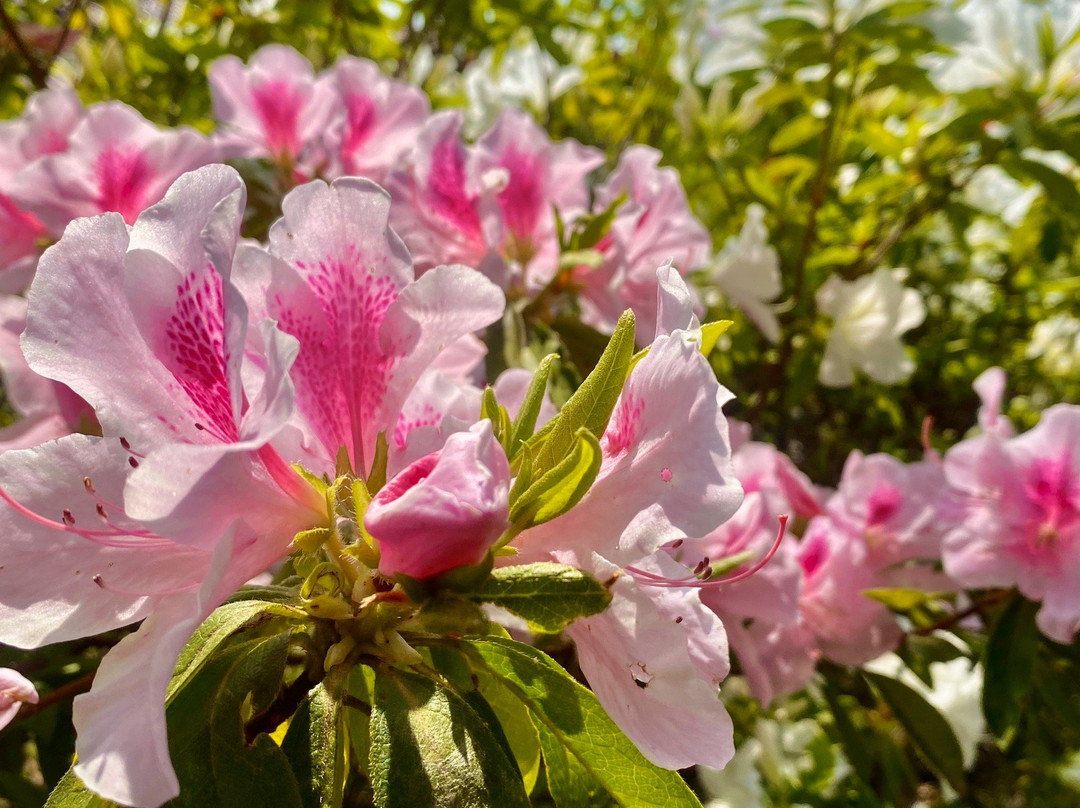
[1, 26, 1078, 808]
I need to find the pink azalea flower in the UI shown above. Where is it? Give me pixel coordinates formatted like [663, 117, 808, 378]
[0, 194, 47, 291]
[973, 366, 1015, 438]
[688, 493, 805, 705]
[796, 516, 905, 667]
[564, 550, 734, 769]
[943, 402, 1080, 642]
[721, 617, 819, 707]
[0, 667, 38, 731]
[826, 450, 953, 567]
[513, 266, 743, 769]
[0, 295, 94, 452]
[323, 56, 430, 184]
[209, 44, 336, 169]
[0, 84, 83, 181]
[0, 85, 82, 285]
[231, 176, 506, 479]
[1, 165, 321, 806]
[366, 421, 510, 579]
[5, 102, 216, 235]
[389, 367, 483, 472]
[734, 441, 825, 522]
[790, 451, 954, 667]
[386, 108, 602, 292]
[578, 146, 710, 340]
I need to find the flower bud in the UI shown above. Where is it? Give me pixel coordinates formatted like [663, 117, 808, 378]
[365, 421, 510, 580]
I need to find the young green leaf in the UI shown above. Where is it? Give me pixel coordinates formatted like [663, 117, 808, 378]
[461, 637, 703, 808]
[698, 320, 733, 356]
[467, 563, 613, 633]
[530, 310, 634, 478]
[509, 428, 602, 528]
[369, 666, 530, 808]
[508, 353, 559, 457]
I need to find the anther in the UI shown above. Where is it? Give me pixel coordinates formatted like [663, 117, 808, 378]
[194, 422, 206, 431]
[92, 574, 104, 588]
[62, 509, 75, 526]
[83, 477, 95, 494]
[119, 437, 131, 450]
[128, 457, 139, 469]
[96, 504, 108, 522]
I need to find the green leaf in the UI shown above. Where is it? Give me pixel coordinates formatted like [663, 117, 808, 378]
[461, 637, 703, 808]
[167, 599, 293, 704]
[509, 427, 602, 528]
[558, 249, 605, 270]
[534, 718, 618, 808]
[821, 677, 873, 784]
[508, 353, 558, 457]
[699, 320, 733, 357]
[530, 310, 635, 478]
[369, 666, 530, 808]
[281, 675, 347, 808]
[1001, 154, 1080, 214]
[863, 587, 940, 613]
[864, 670, 967, 795]
[575, 192, 625, 249]
[426, 646, 542, 794]
[982, 595, 1040, 740]
[44, 770, 116, 808]
[769, 114, 826, 153]
[166, 631, 305, 808]
[467, 563, 613, 633]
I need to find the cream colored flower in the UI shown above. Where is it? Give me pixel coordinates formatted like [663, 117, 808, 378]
[711, 204, 782, 343]
[817, 268, 926, 387]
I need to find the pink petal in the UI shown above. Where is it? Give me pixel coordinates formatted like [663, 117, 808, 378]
[566, 553, 733, 770]
[0, 435, 210, 648]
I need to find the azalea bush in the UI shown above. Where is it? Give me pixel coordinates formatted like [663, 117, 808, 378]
[0, 1, 1079, 807]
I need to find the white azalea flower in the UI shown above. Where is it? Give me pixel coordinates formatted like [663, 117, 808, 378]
[964, 165, 1041, 227]
[1027, 314, 1080, 376]
[816, 268, 926, 387]
[929, 0, 1080, 106]
[711, 204, 782, 343]
[699, 740, 766, 808]
[461, 36, 584, 136]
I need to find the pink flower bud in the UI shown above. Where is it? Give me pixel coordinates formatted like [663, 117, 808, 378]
[0, 668, 38, 731]
[365, 421, 510, 580]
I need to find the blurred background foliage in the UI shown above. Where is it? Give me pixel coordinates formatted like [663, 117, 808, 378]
[2, 1, 1079, 806]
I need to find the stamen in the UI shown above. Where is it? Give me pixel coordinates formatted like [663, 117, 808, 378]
[90, 574, 199, 597]
[627, 515, 790, 589]
[0, 484, 174, 550]
[128, 457, 140, 469]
